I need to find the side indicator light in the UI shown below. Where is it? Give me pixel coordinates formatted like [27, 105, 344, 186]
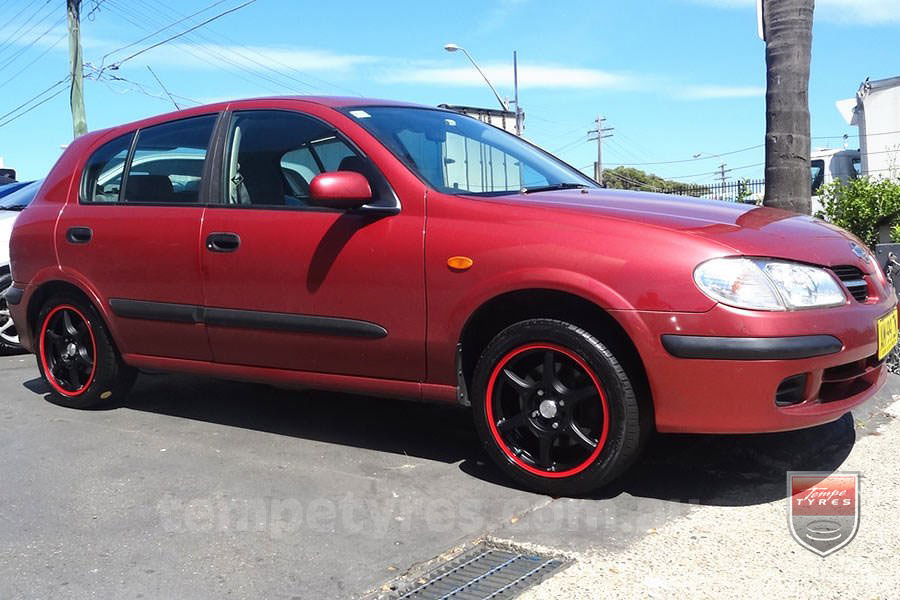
[447, 256, 474, 271]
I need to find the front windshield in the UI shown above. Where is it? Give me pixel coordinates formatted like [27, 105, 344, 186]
[344, 106, 597, 196]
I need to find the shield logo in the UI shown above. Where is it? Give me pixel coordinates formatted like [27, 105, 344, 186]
[787, 471, 859, 557]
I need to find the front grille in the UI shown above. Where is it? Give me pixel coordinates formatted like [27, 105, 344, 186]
[831, 265, 868, 302]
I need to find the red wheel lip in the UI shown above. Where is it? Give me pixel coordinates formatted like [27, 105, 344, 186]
[485, 342, 610, 479]
[39, 304, 98, 398]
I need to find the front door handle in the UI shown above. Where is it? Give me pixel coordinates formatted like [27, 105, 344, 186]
[66, 227, 93, 244]
[206, 232, 241, 253]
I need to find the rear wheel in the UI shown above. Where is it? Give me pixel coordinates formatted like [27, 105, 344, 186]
[472, 319, 645, 496]
[36, 294, 136, 408]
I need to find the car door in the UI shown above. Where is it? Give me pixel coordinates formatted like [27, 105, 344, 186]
[199, 108, 426, 380]
[56, 114, 219, 361]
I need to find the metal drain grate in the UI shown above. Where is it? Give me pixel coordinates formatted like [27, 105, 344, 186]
[390, 543, 566, 600]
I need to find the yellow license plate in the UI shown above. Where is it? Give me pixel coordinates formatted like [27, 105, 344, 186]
[877, 309, 898, 360]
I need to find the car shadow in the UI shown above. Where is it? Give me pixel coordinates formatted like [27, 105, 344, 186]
[125, 371, 479, 465]
[25, 372, 856, 506]
[462, 412, 857, 506]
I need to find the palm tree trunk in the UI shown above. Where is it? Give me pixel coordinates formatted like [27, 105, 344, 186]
[762, 0, 815, 213]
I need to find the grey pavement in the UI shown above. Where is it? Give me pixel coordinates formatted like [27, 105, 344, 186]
[0, 353, 897, 599]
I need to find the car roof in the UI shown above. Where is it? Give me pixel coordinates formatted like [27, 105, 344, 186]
[86, 96, 436, 141]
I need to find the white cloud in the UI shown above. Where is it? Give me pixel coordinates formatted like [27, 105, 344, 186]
[676, 84, 765, 99]
[688, 0, 900, 26]
[381, 63, 637, 90]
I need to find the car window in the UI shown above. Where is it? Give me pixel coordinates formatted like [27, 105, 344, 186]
[122, 114, 217, 204]
[810, 159, 825, 195]
[345, 106, 594, 196]
[82, 133, 134, 203]
[224, 110, 365, 208]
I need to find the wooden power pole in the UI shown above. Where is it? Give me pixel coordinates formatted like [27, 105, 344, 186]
[588, 115, 613, 186]
[67, 0, 87, 137]
[761, 0, 815, 213]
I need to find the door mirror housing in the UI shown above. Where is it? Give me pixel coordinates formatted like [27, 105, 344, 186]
[308, 171, 372, 210]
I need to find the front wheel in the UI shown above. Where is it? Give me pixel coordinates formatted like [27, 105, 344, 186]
[472, 319, 646, 496]
[36, 294, 136, 408]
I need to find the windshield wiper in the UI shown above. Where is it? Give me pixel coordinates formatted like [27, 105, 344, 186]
[0, 206, 26, 211]
[520, 182, 590, 194]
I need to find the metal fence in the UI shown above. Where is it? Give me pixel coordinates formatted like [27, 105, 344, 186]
[646, 178, 766, 203]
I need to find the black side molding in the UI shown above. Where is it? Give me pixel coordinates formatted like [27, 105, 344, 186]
[661, 334, 843, 360]
[3, 285, 24, 306]
[204, 307, 387, 338]
[109, 299, 202, 324]
[108, 298, 387, 339]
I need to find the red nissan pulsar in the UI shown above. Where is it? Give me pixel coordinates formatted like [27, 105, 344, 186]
[7, 97, 897, 495]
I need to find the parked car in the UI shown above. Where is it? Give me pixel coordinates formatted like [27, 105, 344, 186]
[6, 98, 897, 495]
[0, 180, 40, 353]
[0, 180, 30, 199]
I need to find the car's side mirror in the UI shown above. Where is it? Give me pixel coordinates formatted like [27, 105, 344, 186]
[308, 171, 372, 210]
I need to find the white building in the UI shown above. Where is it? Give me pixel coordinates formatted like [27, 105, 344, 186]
[836, 76, 900, 180]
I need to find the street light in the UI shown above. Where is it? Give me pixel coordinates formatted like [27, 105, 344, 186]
[444, 43, 508, 111]
[444, 43, 523, 136]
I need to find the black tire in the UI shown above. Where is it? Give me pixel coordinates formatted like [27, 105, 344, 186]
[471, 319, 645, 496]
[0, 270, 23, 354]
[35, 293, 136, 409]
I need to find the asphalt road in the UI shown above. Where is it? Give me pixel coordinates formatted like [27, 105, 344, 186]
[0, 353, 897, 599]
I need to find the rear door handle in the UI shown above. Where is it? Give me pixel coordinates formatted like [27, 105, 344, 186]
[206, 232, 241, 253]
[66, 227, 93, 244]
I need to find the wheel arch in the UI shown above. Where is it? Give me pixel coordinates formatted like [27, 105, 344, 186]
[457, 288, 653, 426]
[24, 272, 120, 355]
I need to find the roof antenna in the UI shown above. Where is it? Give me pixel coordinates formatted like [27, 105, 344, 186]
[147, 65, 181, 110]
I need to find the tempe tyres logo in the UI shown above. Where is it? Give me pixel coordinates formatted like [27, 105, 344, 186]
[787, 471, 859, 557]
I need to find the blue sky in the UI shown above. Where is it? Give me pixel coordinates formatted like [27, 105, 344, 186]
[1, 0, 898, 183]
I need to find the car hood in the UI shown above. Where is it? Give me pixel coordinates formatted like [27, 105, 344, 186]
[496, 188, 871, 270]
[0, 210, 19, 266]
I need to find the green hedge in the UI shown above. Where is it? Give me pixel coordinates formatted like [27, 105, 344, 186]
[817, 177, 900, 248]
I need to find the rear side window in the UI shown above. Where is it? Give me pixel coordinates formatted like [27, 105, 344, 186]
[123, 115, 217, 204]
[81, 133, 134, 203]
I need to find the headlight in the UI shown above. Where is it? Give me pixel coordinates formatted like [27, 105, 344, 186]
[694, 257, 847, 311]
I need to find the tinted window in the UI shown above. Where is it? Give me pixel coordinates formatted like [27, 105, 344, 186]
[81, 133, 134, 203]
[225, 110, 364, 208]
[810, 159, 825, 195]
[345, 107, 595, 196]
[123, 115, 216, 204]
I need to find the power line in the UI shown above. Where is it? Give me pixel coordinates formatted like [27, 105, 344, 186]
[613, 143, 765, 167]
[103, 0, 259, 72]
[0, 29, 66, 89]
[101, 0, 310, 95]
[0, 14, 65, 73]
[551, 134, 588, 154]
[98, 0, 288, 95]
[145, 0, 360, 96]
[0, 77, 69, 128]
[99, 0, 234, 66]
[0, 0, 55, 65]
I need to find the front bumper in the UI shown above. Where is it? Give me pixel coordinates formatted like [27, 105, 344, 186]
[616, 297, 896, 434]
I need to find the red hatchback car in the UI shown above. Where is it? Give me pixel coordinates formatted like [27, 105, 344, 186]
[7, 97, 897, 495]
